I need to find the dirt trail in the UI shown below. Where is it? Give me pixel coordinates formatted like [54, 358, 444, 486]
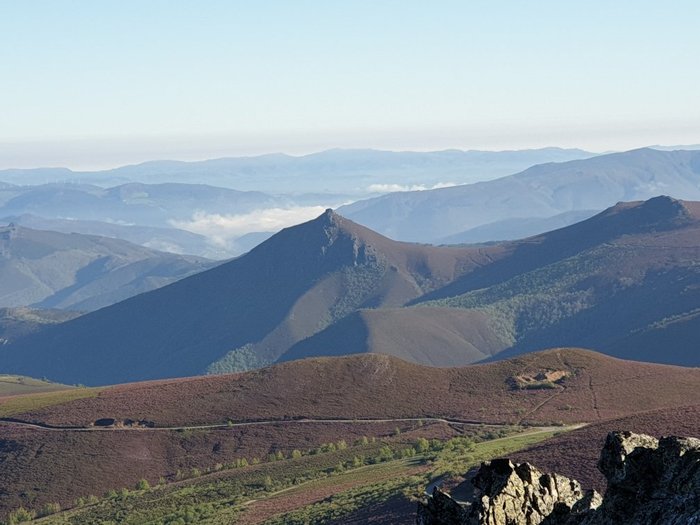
[0, 416, 510, 433]
[589, 377, 602, 420]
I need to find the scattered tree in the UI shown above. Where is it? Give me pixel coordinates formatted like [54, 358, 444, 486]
[136, 478, 150, 490]
[7, 507, 36, 524]
[37, 502, 61, 518]
[416, 437, 430, 453]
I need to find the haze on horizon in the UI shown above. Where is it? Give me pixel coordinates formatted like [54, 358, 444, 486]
[2, 0, 699, 170]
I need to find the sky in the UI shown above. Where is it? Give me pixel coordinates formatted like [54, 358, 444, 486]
[1, 0, 700, 169]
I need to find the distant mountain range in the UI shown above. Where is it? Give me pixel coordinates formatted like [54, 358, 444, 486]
[0, 224, 213, 311]
[340, 148, 700, 242]
[4, 148, 699, 259]
[0, 147, 596, 194]
[0, 214, 226, 259]
[3, 196, 700, 385]
[0, 182, 281, 229]
[436, 209, 599, 245]
[0, 182, 336, 257]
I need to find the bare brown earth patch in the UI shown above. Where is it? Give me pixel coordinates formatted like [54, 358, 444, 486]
[509, 369, 570, 389]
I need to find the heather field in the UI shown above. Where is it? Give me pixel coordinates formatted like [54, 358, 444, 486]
[6, 349, 700, 428]
[19, 426, 564, 524]
[0, 418, 469, 518]
[1, 349, 699, 521]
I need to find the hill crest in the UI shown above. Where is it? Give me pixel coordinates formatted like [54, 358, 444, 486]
[4, 348, 699, 429]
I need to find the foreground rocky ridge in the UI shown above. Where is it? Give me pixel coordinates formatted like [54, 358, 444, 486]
[418, 431, 700, 524]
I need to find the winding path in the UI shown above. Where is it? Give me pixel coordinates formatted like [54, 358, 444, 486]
[0, 415, 511, 433]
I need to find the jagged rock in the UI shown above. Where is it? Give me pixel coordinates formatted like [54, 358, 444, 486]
[469, 459, 601, 525]
[580, 432, 700, 524]
[597, 430, 660, 486]
[417, 431, 700, 525]
[417, 459, 600, 525]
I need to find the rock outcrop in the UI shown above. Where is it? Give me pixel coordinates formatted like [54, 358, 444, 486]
[417, 459, 601, 525]
[417, 431, 700, 525]
[586, 431, 700, 525]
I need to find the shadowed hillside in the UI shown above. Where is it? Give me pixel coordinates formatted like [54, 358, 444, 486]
[417, 196, 700, 365]
[0, 307, 81, 344]
[0, 224, 212, 311]
[3, 197, 700, 385]
[0, 211, 501, 385]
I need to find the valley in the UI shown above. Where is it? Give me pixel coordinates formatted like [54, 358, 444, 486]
[1, 177, 698, 524]
[4, 4, 700, 522]
[1, 187, 699, 524]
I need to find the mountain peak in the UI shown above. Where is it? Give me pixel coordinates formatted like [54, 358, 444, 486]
[606, 195, 693, 226]
[240, 208, 387, 277]
[638, 194, 690, 217]
[320, 207, 339, 223]
[293, 208, 378, 244]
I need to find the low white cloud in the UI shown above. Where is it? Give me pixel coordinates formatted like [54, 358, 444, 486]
[170, 206, 330, 249]
[366, 182, 457, 193]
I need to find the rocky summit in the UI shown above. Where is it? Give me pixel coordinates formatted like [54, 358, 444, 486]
[417, 431, 700, 524]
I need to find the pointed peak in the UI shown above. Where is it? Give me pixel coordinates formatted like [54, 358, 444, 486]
[312, 208, 347, 229]
[253, 207, 393, 256]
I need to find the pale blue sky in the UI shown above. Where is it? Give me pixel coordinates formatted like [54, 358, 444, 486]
[1, 1, 699, 168]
